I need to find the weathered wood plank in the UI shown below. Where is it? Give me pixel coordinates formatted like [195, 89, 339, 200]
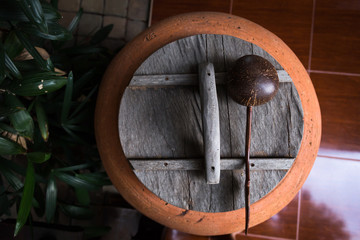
[129, 70, 292, 86]
[119, 87, 203, 158]
[232, 170, 287, 209]
[223, 35, 253, 71]
[135, 35, 207, 75]
[189, 170, 234, 212]
[119, 85, 232, 158]
[206, 34, 226, 72]
[130, 158, 295, 171]
[135, 170, 192, 209]
[199, 63, 221, 184]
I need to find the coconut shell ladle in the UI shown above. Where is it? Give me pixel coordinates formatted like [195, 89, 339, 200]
[227, 55, 279, 234]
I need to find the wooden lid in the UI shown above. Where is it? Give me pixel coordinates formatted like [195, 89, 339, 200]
[95, 12, 321, 236]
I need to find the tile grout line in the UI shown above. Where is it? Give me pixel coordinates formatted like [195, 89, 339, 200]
[307, 0, 316, 71]
[309, 69, 360, 77]
[229, 0, 234, 15]
[76, 0, 84, 45]
[296, 190, 302, 240]
[101, 0, 106, 27]
[148, 0, 154, 27]
[124, 0, 130, 41]
[238, 232, 294, 240]
[317, 154, 360, 162]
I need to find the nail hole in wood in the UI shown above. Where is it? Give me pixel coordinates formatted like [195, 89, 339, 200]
[207, 73, 211, 76]
[251, 163, 255, 167]
[211, 166, 215, 171]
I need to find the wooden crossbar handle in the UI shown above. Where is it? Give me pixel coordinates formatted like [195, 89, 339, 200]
[199, 62, 221, 184]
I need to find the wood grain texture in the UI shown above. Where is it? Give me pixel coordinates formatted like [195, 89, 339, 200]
[135, 34, 207, 75]
[129, 70, 292, 87]
[118, 34, 304, 212]
[129, 158, 295, 171]
[199, 63, 221, 184]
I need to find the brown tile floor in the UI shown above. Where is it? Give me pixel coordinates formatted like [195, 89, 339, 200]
[299, 157, 360, 239]
[245, 193, 299, 239]
[151, 0, 231, 25]
[232, 0, 313, 69]
[311, 73, 360, 157]
[310, 0, 360, 74]
[234, 235, 269, 240]
[151, 0, 360, 239]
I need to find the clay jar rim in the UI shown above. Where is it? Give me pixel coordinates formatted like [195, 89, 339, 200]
[94, 12, 321, 236]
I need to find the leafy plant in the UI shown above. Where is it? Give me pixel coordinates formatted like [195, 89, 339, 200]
[0, 0, 116, 236]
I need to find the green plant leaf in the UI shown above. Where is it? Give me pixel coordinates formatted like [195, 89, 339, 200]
[90, 24, 113, 45]
[8, 71, 67, 96]
[0, 136, 26, 155]
[5, 53, 22, 79]
[68, 8, 83, 33]
[45, 174, 57, 222]
[4, 32, 24, 59]
[54, 171, 99, 190]
[0, 160, 24, 191]
[14, 160, 35, 236]
[0, 42, 5, 82]
[35, 99, 49, 141]
[59, 204, 93, 219]
[0, 157, 46, 183]
[62, 125, 88, 145]
[16, 0, 47, 32]
[76, 173, 111, 187]
[1, 40, 23, 80]
[84, 226, 111, 239]
[42, 2, 61, 22]
[27, 152, 51, 163]
[15, 30, 48, 70]
[75, 187, 90, 206]
[0, 123, 19, 135]
[46, 58, 54, 71]
[72, 69, 96, 96]
[5, 94, 34, 140]
[61, 71, 73, 123]
[20, 22, 72, 41]
[0, 106, 25, 118]
[69, 84, 98, 119]
[55, 162, 96, 172]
